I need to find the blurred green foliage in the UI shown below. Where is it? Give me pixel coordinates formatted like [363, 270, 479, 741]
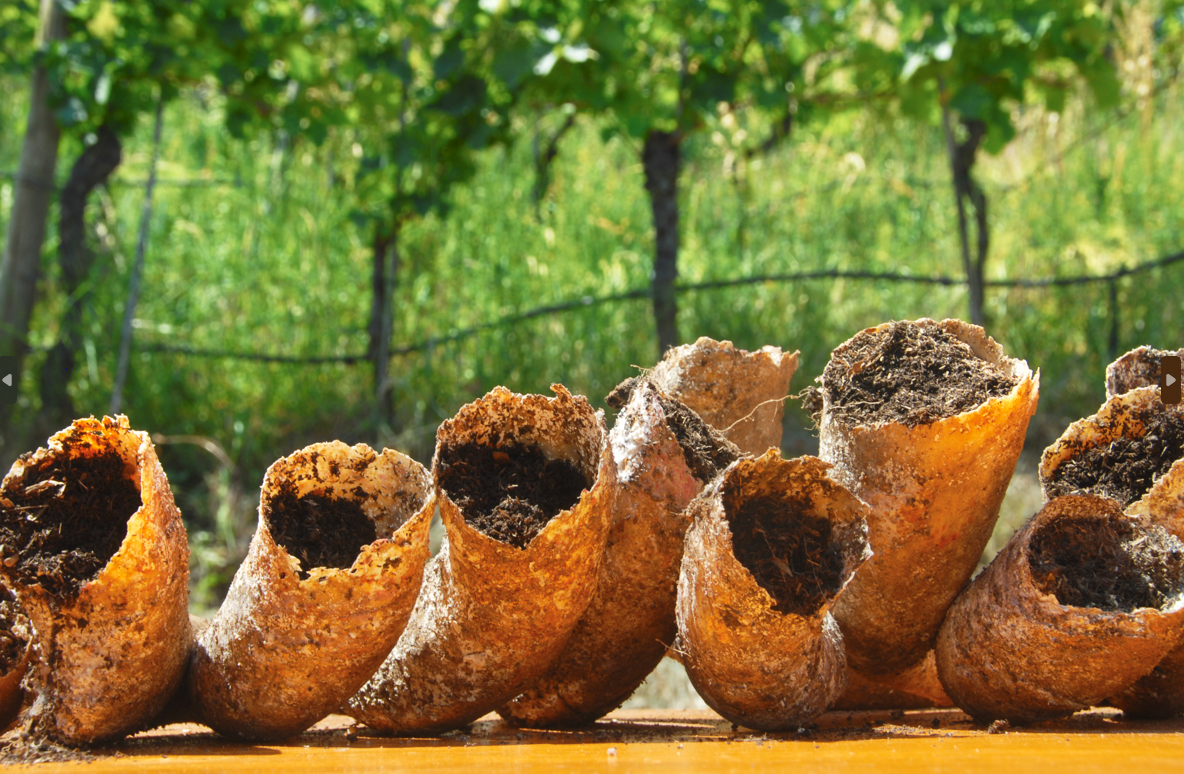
[0, 2, 1182, 611]
[889, 0, 1120, 151]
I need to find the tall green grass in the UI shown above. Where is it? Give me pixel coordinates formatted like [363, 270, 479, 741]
[2, 78, 1182, 610]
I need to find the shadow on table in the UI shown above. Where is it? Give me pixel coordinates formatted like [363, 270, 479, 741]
[111, 707, 1184, 757]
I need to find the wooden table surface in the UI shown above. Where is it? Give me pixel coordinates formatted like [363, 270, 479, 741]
[7, 707, 1184, 772]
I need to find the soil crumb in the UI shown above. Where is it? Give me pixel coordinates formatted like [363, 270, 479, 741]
[800, 386, 825, 427]
[1045, 411, 1184, 507]
[723, 486, 845, 617]
[821, 320, 1017, 427]
[0, 450, 140, 599]
[605, 376, 641, 411]
[0, 732, 101, 765]
[1029, 512, 1184, 612]
[607, 377, 742, 482]
[0, 586, 26, 674]
[438, 443, 588, 549]
[267, 490, 377, 580]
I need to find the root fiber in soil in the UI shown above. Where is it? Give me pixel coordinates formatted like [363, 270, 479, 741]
[644, 338, 799, 455]
[725, 491, 845, 618]
[1043, 410, 1184, 508]
[821, 320, 1018, 428]
[267, 490, 377, 579]
[437, 443, 588, 549]
[0, 450, 140, 598]
[1028, 512, 1184, 612]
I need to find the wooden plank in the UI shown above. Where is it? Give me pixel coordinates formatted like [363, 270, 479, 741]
[8, 708, 1184, 772]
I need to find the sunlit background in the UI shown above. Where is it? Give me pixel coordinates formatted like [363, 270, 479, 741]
[1, 0, 1181, 654]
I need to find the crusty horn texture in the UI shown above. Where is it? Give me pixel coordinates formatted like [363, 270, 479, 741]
[648, 337, 798, 455]
[347, 385, 616, 735]
[1040, 380, 1184, 718]
[1041, 386, 1184, 512]
[0, 584, 30, 730]
[189, 441, 433, 740]
[832, 655, 945, 711]
[0, 416, 190, 744]
[818, 319, 1038, 684]
[500, 379, 739, 727]
[677, 451, 870, 731]
[936, 494, 1184, 723]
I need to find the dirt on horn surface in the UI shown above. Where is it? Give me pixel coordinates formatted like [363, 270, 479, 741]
[1028, 512, 1184, 612]
[822, 320, 1018, 427]
[0, 449, 140, 599]
[604, 376, 641, 411]
[724, 487, 846, 617]
[436, 443, 588, 549]
[0, 586, 25, 675]
[266, 488, 378, 580]
[653, 391, 741, 483]
[1044, 410, 1184, 508]
[607, 377, 742, 483]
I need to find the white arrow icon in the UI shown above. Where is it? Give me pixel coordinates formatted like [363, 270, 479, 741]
[1168, 374, 1177, 387]
[1, 374, 10, 387]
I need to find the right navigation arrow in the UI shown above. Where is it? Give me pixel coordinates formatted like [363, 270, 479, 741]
[1163, 355, 1182, 405]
